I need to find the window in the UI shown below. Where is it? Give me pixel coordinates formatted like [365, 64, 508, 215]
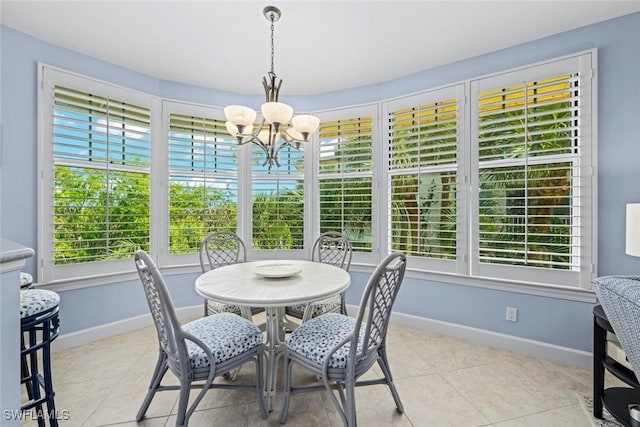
[39, 51, 595, 293]
[317, 107, 375, 255]
[251, 143, 305, 250]
[40, 68, 151, 282]
[470, 53, 594, 288]
[166, 105, 238, 256]
[385, 85, 464, 273]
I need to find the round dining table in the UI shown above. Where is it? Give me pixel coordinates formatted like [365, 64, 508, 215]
[195, 260, 351, 411]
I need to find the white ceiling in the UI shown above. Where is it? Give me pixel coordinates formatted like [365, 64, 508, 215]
[2, 1, 640, 95]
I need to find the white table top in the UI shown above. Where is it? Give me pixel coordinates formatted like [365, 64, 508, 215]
[195, 260, 351, 307]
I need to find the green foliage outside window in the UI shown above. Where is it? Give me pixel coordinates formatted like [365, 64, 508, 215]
[53, 165, 150, 264]
[477, 75, 577, 269]
[51, 75, 578, 271]
[318, 122, 373, 252]
[389, 99, 458, 260]
[252, 189, 304, 250]
[168, 182, 237, 254]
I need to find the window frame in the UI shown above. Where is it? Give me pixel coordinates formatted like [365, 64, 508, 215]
[39, 66, 154, 284]
[383, 84, 466, 275]
[249, 143, 311, 259]
[469, 52, 596, 290]
[37, 49, 597, 297]
[245, 125, 312, 261]
[312, 104, 379, 266]
[159, 100, 240, 269]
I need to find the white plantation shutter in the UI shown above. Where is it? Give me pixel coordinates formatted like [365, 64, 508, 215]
[318, 111, 373, 253]
[52, 87, 151, 262]
[41, 67, 152, 282]
[251, 144, 305, 250]
[167, 112, 238, 255]
[386, 85, 463, 272]
[39, 52, 596, 293]
[471, 52, 594, 288]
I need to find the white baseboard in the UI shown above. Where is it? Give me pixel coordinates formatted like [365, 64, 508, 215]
[346, 304, 592, 370]
[51, 305, 202, 352]
[54, 304, 592, 370]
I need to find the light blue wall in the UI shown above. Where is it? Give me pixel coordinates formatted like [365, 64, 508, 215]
[54, 273, 201, 332]
[2, 12, 640, 351]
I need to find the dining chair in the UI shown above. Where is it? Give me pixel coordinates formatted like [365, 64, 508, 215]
[279, 252, 407, 426]
[134, 250, 267, 426]
[285, 231, 353, 322]
[199, 231, 263, 320]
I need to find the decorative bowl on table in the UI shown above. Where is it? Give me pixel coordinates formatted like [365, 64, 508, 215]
[253, 262, 301, 279]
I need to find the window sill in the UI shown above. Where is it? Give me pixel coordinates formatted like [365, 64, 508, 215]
[39, 261, 596, 303]
[349, 263, 596, 303]
[35, 263, 203, 292]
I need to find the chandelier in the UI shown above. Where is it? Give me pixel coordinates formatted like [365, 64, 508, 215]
[224, 5, 320, 168]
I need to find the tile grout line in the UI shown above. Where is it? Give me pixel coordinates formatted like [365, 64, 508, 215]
[437, 368, 497, 426]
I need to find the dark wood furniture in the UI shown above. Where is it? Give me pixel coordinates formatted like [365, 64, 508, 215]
[594, 304, 640, 426]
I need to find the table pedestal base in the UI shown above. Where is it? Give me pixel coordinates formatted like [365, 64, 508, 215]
[264, 307, 290, 412]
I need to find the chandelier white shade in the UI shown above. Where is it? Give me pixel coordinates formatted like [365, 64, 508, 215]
[224, 106, 256, 130]
[224, 6, 320, 167]
[627, 203, 640, 257]
[261, 102, 293, 127]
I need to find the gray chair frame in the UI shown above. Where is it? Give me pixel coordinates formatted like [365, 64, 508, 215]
[280, 252, 407, 426]
[134, 250, 267, 426]
[285, 231, 353, 322]
[199, 231, 262, 320]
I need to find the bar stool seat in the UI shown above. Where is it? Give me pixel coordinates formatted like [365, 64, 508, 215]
[20, 289, 59, 318]
[20, 288, 60, 427]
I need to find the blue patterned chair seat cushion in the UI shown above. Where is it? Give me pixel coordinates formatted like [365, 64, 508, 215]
[286, 313, 365, 369]
[286, 294, 341, 319]
[20, 289, 60, 318]
[206, 300, 243, 316]
[182, 312, 262, 368]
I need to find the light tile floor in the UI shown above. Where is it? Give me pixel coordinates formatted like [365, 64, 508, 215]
[23, 318, 605, 427]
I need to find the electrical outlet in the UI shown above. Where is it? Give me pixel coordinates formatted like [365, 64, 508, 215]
[506, 307, 518, 322]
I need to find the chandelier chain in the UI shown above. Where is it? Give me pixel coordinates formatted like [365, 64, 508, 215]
[270, 13, 275, 74]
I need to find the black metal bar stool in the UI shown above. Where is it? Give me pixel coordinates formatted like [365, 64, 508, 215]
[20, 288, 60, 427]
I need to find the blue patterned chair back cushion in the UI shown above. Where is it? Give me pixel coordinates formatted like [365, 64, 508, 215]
[593, 275, 640, 375]
[20, 289, 59, 318]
